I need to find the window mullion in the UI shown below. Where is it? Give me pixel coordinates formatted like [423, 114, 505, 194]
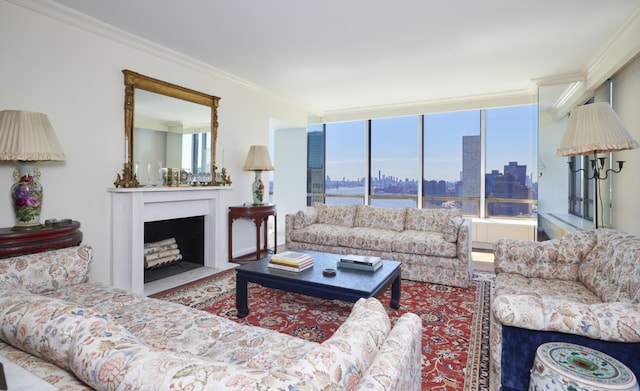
[480, 110, 486, 219]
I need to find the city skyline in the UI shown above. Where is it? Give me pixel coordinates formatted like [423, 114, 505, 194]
[316, 105, 537, 183]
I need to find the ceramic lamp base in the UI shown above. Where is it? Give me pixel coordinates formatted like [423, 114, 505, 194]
[251, 170, 265, 205]
[11, 162, 44, 231]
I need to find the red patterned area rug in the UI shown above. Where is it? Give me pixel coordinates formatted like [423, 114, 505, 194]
[151, 270, 492, 390]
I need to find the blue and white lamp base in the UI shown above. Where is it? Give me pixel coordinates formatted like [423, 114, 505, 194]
[529, 342, 639, 391]
[251, 170, 265, 205]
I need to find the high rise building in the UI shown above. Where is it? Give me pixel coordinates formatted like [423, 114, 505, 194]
[307, 130, 324, 203]
[462, 135, 480, 214]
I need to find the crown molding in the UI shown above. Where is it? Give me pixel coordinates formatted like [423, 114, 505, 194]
[320, 89, 536, 123]
[547, 7, 640, 120]
[531, 73, 585, 88]
[585, 7, 640, 91]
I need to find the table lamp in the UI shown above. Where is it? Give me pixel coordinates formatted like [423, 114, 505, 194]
[0, 110, 66, 230]
[242, 145, 274, 205]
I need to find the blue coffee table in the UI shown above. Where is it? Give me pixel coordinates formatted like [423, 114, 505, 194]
[235, 250, 401, 318]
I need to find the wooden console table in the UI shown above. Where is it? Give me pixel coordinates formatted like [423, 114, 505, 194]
[0, 221, 83, 259]
[228, 204, 277, 263]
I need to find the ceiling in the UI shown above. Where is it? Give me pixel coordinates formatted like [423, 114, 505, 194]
[48, 0, 640, 114]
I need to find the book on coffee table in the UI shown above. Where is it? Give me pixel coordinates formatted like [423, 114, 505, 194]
[269, 251, 314, 272]
[271, 251, 314, 265]
[268, 261, 314, 272]
[337, 259, 382, 272]
[340, 254, 382, 266]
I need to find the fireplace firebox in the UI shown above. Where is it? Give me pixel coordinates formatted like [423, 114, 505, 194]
[143, 216, 205, 283]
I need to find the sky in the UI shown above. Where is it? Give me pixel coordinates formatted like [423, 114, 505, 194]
[320, 104, 538, 183]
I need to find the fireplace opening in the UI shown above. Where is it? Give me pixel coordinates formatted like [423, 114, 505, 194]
[144, 216, 205, 283]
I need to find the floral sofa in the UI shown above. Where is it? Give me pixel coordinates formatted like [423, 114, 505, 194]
[0, 245, 423, 390]
[490, 229, 640, 391]
[285, 203, 473, 288]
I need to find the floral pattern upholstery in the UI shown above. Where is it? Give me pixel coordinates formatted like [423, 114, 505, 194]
[0, 246, 423, 390]
[490, 229, 640, 391]
[354, 205, 406, 232]
[0, 245, 92, 293]
[286, 204, 473, 288]
[314, 202, 357, 227]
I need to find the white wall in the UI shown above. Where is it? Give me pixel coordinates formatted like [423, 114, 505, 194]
[612, 55, 640, 237]
[0, 1, 310, 283]
[537, 112, 569, 214]
[273, 127, 308, 242]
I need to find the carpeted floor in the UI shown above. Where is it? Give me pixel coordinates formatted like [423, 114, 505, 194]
[152, 270, 493, 390]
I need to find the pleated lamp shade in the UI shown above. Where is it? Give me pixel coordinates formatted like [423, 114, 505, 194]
[557, 102, 638, 157]
[0, 110, 66, 161]
[243, 145, 274, 171]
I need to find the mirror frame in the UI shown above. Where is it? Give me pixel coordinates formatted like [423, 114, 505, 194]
[115, 69, 221, 187]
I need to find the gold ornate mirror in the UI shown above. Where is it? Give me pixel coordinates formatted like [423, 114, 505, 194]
[115, 70, 229, 187]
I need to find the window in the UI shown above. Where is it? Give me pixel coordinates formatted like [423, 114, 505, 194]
[568, 155, 594, 221]
[370, 116, 419, 208]
[185, 132, 210, 175]
[324, 121, 366, 205]
[307, 104, 538, 218]
[423, 110, 480, 213]
[485, 105, 538, 218]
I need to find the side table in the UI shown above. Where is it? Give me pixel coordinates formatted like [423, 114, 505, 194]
[0, 221, 83, 259]
[228, 204, 277, 263]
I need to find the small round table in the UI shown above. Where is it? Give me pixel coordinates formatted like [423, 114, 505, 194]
[529, 342, 639, 391]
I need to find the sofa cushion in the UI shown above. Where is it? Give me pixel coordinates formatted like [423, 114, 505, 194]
[0, 343, 91, 390]
[0, 288, 108, 372]
[0, 245, 92, 294]
[493, 273, 640, 342]
[337, 227, 399, 252]
[442, 215, 463, 243]
[494, 273, 602, 304]
[285, 298, 390, 388]
[289, 224, 353, 246]
[405, 208, 462, 233]
[293, 210, 305, 229]
[580, 230, 640, 303]
[293, 207, 318, 229]
[354, 204, 406, 232]
[392, 230, 457, 257]
[0, 288, 311, 390]
[314, 203, 357, 227]
[558, 230, 597, 264]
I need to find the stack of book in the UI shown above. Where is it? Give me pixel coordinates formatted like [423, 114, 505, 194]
[268, 251, 314, 272]
[337, 254, 383, 272]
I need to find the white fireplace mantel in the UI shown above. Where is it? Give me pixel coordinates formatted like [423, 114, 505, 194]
[108, 186, 232, 294]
